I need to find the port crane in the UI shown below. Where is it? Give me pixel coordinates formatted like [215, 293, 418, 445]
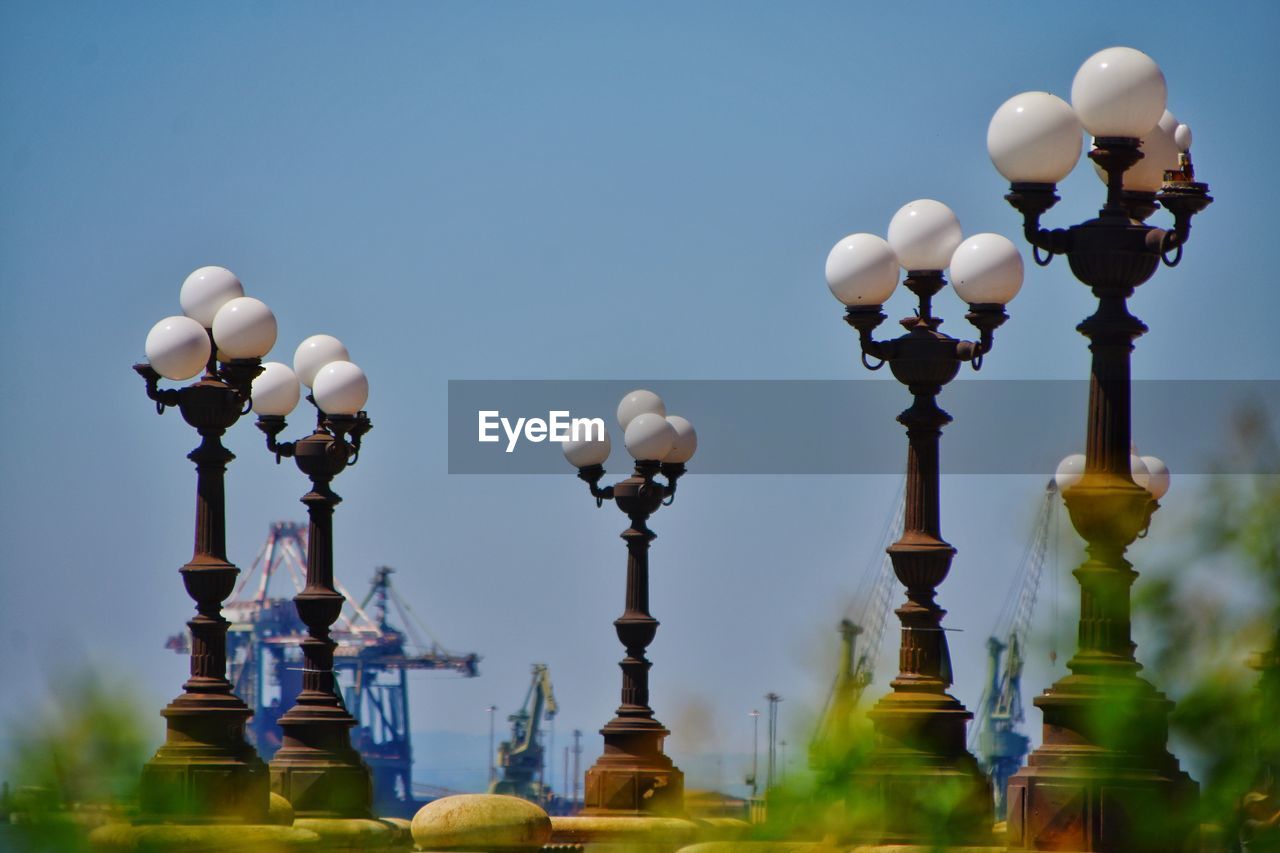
[970, 479, 1060, 820]
[810, 484, 903, 775]
[489, 664, 558, 806]
[165, 521, 480, 816]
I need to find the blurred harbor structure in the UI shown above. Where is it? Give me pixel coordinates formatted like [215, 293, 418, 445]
[165, 521, 481, 817]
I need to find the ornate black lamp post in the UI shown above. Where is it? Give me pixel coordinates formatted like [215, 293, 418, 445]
[561, 390, 697, 816]
[825, 201, 1025, 844]
[251, 335, 374, 819]
[988, 47, 1211, 852]
[133, 266, 279, 822]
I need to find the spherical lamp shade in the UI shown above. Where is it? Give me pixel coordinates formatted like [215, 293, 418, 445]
[664, 415, 697, 464]
[180, 266, 244, 328]
[1093, 110, 1180, 192]
[211, 296, 277, 359]
[949, 233, 1024, 305]
[617, 389, 665, 430]
[294, 334, 350, 388]
[312, 360, 369, 415]
[825, 233, 899, 306]
[1174, 123, 1192, 153]
[1054, 453, 1085, 490]
[624, 412, 676, 461]
[1141, 455, 1170, 499]
[146, 315, 211, 380]
[1130, 454, 1150, 489]
[563, 429, 612, 468]
[987, 91, 1083, 184]
[251, 361, 301, 417]
[887, 199, 963, 272]
[1071, 47, 1167, 138]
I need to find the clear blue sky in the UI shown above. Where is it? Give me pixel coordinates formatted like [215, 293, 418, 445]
[2, 1, 1278, 794]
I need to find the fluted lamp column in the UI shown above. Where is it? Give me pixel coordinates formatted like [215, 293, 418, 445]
[825, 201, 1024, 845]
[988, 46, 1210, 853]
[562, 390, 697, 817]
[133, 267, 278, 822]
[252, 335, 374, 819]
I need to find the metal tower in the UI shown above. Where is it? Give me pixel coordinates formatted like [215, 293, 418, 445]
[970, 480, 1060, 820]
[165, 521, 481, 816]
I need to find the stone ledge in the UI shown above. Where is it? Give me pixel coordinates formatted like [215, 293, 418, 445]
[88, 821, 321, 850]
[550, 815, 698, 851]
[292, 817, 402, 850]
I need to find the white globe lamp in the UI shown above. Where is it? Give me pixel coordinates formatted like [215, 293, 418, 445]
[312, 360, 369, 416]
[211, 297, 277, 359]
[251, 362, 301, 417]
[825, 233, 899, 306]
[145, 315, 211, 380]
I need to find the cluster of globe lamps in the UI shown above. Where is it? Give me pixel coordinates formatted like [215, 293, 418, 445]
[986, 45, 1209, 262]
[561, 389, 696, 480]
[825, 199, 1025, 329]
[144, 268, 369, 421]
[1055, 448, 1170, 503]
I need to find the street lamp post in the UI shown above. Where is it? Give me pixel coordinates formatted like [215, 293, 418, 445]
[988, 46, 1211, 852]
[562, 390, 697, 817]
[825, 201, 1025, 844]
[764, 692, 781, 792]
[251, 335, 374, 819]
[747, 709, 761, 799]
[487, 705, 499, 786]
[133, 267, 278, 822]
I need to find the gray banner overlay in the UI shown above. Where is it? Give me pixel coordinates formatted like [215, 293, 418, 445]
[447, 380, 1280, 475]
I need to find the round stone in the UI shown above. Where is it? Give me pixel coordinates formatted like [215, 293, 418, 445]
[412, 794, 551, 850]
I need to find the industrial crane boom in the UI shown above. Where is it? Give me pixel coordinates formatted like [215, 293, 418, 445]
[489, 664, 558, 804]
[971, 479, 1060, 820]
[811, 483, 903, 772]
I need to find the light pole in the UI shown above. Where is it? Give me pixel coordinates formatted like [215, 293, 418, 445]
[988, 46, 1210, 852]
[571, 729, 583, 809]
[487, 705, 498, 787]
[825, 200, 1025, 843]
[747, 709, 761, 799]
[133, 266, 278, 823]
[562, 389, 697, 816]
[764, 692, 781, 792]
[252, 334, 374, 819]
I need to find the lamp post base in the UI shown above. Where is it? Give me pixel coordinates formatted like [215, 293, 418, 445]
[1006, 673, 1198, 852]
[139, 694, 268, 823]
[581, 721, 685, 817]
[270, 706, 373, 820]
[853, 691, 994, 846]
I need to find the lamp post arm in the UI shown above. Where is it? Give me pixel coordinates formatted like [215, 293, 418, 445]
[256, 416, 297, 463]
[323, 412, 372, 466]
[1004, 183, 1071, 266]
[134, 363, 181, 414]
[844, 306, 890, 370]
[658, 462, 686, 505]
[1155, 183, 1213, 267]
[216, 359, 263, 412]
[577, 464, 615, 506]
[959, 305, 1010, 371]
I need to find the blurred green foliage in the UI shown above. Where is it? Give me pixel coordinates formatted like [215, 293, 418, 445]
[1134, 404, 1280, 846]
[1, 672, 150, 851]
